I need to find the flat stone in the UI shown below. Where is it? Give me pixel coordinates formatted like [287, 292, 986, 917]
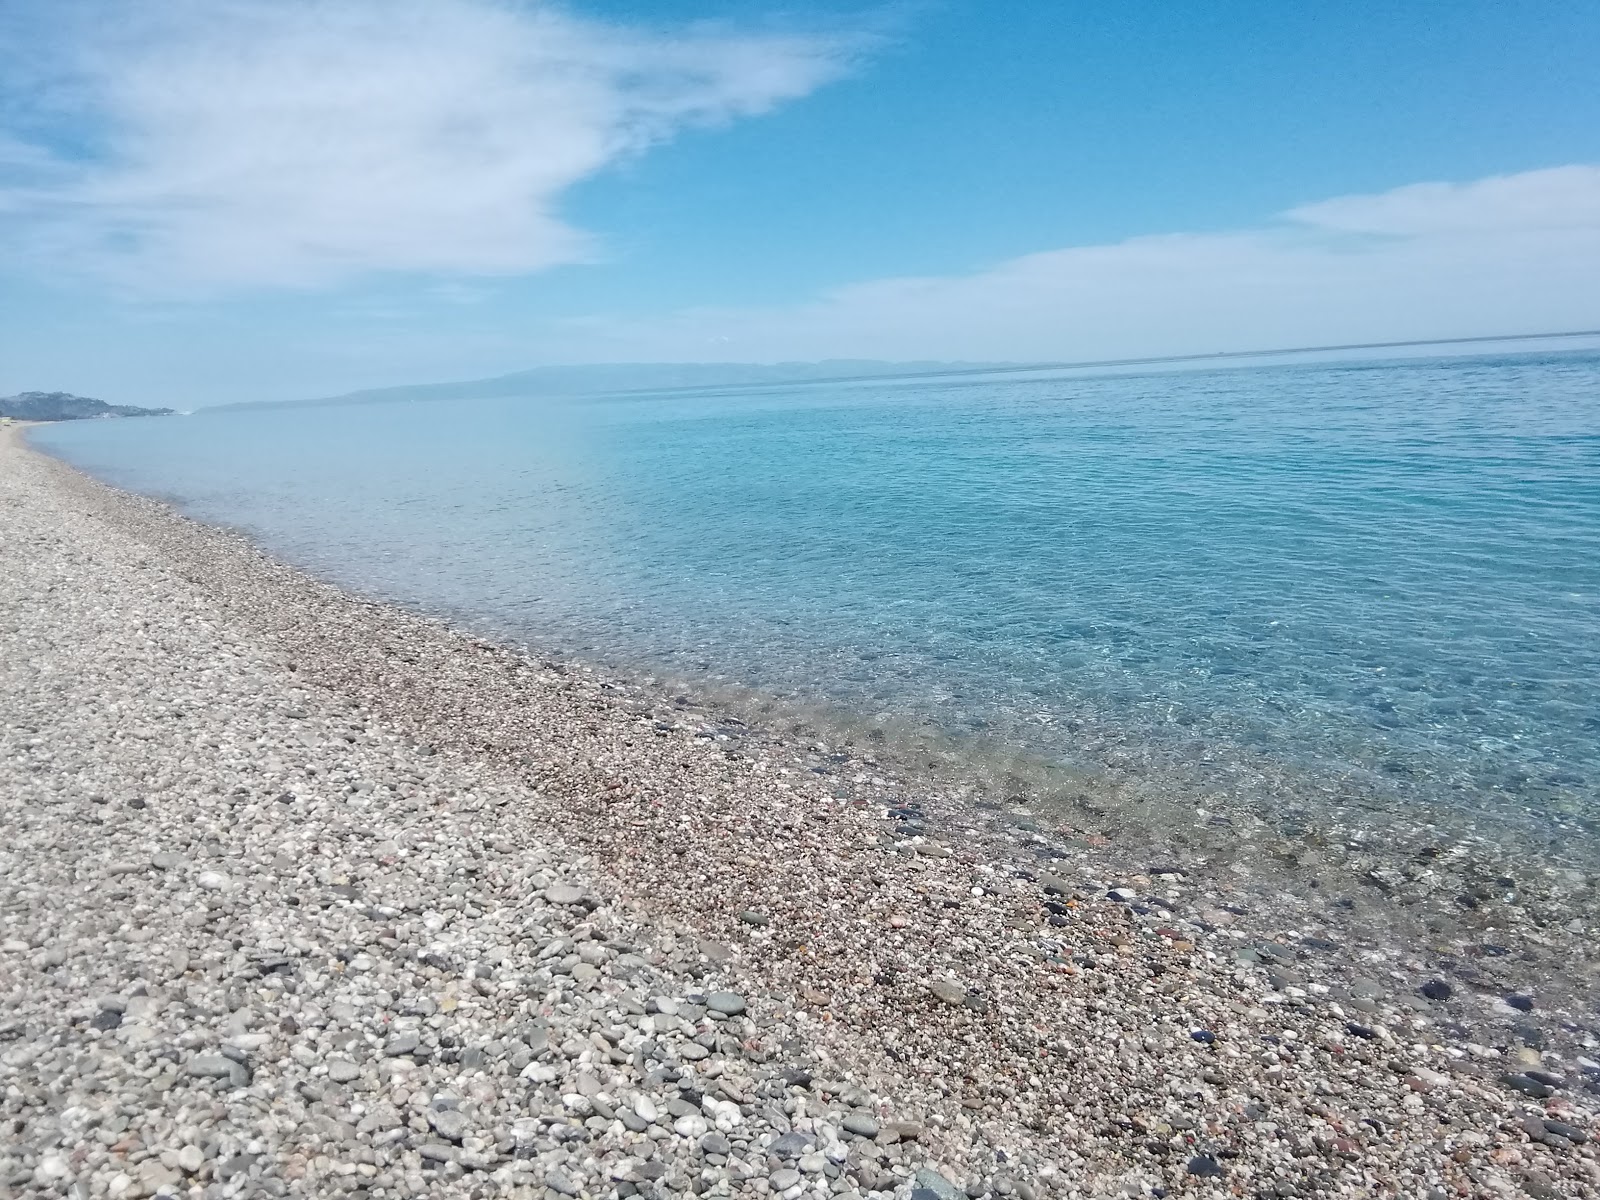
[196, 871, 229, 891]
[842, 1113, 880, 1138]
[383, 1033, 422, 1057]
[771, 1168, 802, 1190]
[769, 1131, 813, 1158]
[913, 1168, 966, 1200]
[186, 1054, 249, 1088]
[544, 884, 587, 906]
[706, 990, 746, 1016]
[327, 1058, 361, 1083]
[928, 980, 966, 1006]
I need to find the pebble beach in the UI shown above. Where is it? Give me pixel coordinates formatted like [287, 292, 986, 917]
[5, 421, 1600, 1200]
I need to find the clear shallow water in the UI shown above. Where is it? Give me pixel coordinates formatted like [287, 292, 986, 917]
[35, 351, 1600, 861]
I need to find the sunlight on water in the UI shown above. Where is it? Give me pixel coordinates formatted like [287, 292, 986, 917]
[36, 350, 1600, 864]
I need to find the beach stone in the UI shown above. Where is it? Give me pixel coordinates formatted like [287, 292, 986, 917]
[187, 1054, 249, 1088]
[1503, 1073, 1555, 1098]
[769, 1132, 813, 1158]
[770, 1168, 802, 1190]
[929, 980, 966, 1006]
[1420, 979, 1453, 1001]
[706, 990, 746, 1015]
[141, 1161, 181, 1191]
[327, 1058, 360, 1083]
[34, 1155, 70, 1184]
[383, 1032, 422, 1057]
[913, 1168, 966, 1200]
[699, 1132, 732, 1156]
[196, 870, 229, 891]
[177, 1145, 205, 1174]
[545, 883, 587, 906]
[842, 1113, 879, 1138]
[546, 1169, 581, 1196]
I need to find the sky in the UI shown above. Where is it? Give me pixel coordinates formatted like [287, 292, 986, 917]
[1, 0, 1598, 409]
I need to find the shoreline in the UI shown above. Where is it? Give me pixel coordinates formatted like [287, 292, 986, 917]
[5, 423, 1600, 1199]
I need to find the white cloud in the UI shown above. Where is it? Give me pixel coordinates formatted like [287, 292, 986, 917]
[0, 0, 852, 291]
[544, 165, 1600, 362]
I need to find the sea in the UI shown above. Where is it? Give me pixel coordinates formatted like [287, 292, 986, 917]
[33, 349, 1600, 892]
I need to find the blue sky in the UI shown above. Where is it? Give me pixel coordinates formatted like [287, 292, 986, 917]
[2, 0, 1598, 408]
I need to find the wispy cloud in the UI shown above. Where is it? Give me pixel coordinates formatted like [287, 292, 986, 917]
[0, 0, 855, 291]
[547, 165, 1600, 361]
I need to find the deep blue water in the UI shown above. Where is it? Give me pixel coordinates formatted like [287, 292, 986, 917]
[34, 351, 1600, 856]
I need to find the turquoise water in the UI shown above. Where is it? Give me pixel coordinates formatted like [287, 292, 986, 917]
[34, 351, 1600, 860]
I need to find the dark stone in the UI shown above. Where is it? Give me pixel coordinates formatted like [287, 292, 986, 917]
[1186, 1155, 1224, 1178]
[1506, 994, 1535, 1012]
[768, 1131, 813, 1159]
[90, 1009, 122, 1031]
[1190, 1030, 1215, 1044]
[1502, 1073, 1555, 1098]
[1419, 979, 1453, 1001]
[1543, 1120, 1588, 1144]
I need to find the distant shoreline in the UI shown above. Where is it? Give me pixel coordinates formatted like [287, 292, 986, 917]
[205, 328, 1600, 415]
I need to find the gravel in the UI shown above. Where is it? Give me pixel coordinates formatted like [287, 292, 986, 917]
[6, 422, 1600, 1199]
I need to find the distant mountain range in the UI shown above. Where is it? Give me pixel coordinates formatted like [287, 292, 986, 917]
[0, 391, 175, 421]
[207, 360, 1021, 412]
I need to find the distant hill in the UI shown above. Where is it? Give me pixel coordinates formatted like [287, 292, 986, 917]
[0, 391, 175, 421]
[207, 360, 1022, 413]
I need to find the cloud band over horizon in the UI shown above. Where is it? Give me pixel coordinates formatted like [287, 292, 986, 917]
[0, 0, 1597, 405]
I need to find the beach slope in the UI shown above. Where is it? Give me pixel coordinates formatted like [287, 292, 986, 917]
[2, 424, 1594, 1199]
